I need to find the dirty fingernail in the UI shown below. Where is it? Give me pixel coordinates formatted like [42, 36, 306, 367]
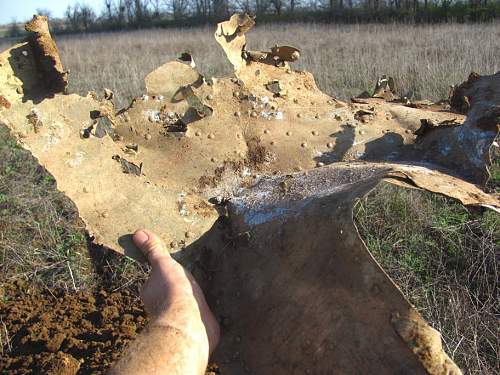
[133, 230, 149, 246]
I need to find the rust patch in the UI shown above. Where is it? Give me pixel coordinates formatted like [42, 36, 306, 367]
[391, 310, 461, 375]
[449, 71, 483, 113]
[0, 94, 11, 109]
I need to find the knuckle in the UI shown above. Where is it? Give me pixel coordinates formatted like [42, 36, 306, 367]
[144, 238, 164, 257]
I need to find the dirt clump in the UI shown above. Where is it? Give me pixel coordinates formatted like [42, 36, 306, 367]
[0, 279, 220, 374]
[0, 278, 146, 374]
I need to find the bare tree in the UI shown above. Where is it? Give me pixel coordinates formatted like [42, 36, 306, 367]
[212, 0, 229, 19]
[55, 0, 497, 32]
[134, 0, 148, 25]
[271, 0, 284, 14]
[164, 0, 190, 19]
[104, 0, 113, 20]
[193, 0, 211, 19]
[150, 0, 163, 17]
[255, 0, 271, 15]
[65, 3, 96, 31]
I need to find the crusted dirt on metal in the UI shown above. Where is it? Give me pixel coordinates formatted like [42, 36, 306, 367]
[1, 14, 499, 375]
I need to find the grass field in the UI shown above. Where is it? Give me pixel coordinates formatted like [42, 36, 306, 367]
[0, 22, 499, 374]
[2, 22, 498, 107]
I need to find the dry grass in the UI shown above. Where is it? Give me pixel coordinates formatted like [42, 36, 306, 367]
[0, 129, 148, 293]
[4, 23, 498, 105]
[48, 22, 500, 107]
[0, 130, 91, 290]
[355, 184, 499, 374]
[0, 22, 499, 374]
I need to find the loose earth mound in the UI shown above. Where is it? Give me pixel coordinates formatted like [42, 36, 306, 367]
[0, 279, 146, 374]
[0, 279, 220, 374]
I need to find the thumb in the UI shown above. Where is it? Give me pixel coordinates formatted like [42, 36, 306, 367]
[133, 229, 171, 265]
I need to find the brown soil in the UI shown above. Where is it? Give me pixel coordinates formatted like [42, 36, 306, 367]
[0, 279, 146, 374]
[0, 279, 220, 374]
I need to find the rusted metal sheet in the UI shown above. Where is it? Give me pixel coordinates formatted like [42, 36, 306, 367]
[1, 14, 499, 375]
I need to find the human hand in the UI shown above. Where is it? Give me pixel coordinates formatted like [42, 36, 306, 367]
[133, 229, 220, 356]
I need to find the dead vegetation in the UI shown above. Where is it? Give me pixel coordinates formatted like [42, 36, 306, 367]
[355, 183, 499, 374]
[0, 20, 499, 374]
[2, 22, 493, 107]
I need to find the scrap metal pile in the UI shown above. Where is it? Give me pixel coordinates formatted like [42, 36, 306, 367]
[1, 14, 498, 374]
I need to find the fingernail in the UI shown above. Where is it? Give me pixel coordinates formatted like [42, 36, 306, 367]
[133, 230, 149, 247]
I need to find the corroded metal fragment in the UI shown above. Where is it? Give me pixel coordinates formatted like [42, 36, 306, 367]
[25, 15, 68, 93]
[1, 14, 499, 375]
[210, 165, 464, 374]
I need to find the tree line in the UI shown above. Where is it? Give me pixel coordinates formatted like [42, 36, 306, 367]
[6, 0, 500, 36]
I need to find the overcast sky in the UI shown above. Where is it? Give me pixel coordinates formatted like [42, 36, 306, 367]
[0, 0, 103, 25]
